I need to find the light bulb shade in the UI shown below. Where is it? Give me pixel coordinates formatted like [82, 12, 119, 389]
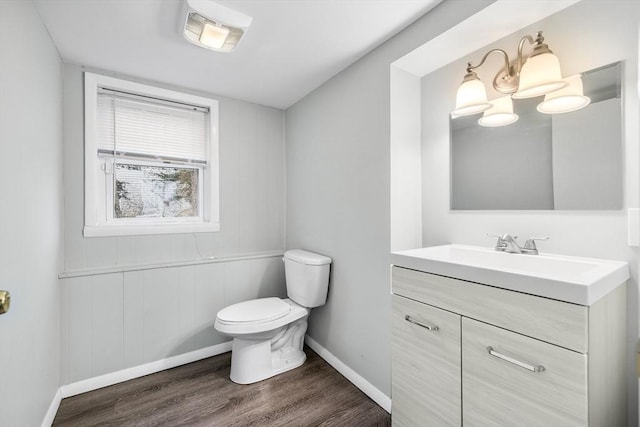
[512, 52, 567, 99]
[199, 22, 230, 49]
[537, 74, 591, 114]
[478, 96, 519, 127]
[451, 77, 492, 116]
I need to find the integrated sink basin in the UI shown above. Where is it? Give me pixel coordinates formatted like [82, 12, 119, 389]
[390, 244, 629, 305]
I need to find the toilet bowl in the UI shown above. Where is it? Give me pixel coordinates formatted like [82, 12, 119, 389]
[216, 297, 309, 384]
[214, 249, 331, 384]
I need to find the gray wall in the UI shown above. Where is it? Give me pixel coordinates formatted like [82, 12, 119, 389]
[419, 1, 639, 423]
[60, 64, 288, 384]
[63, 64, 286, 271]
[285, 0, 493, 396]
[0, 0, 63, 424]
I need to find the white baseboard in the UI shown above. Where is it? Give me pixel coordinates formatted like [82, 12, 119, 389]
[60, 341, 232, 399]
[305, 335, 391, 413]
[41, 388, 63, 427]
[42, 342, 232, 426]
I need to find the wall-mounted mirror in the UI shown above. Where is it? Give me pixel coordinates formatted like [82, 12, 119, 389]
[450, 61, 622, 210]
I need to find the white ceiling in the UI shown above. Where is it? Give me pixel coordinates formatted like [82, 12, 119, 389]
[35, 0, 442, 109]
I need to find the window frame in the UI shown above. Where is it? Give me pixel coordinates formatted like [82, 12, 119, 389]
[84, 72, 220, 237]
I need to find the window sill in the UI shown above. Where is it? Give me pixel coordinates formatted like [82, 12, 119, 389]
[83, 222, 220, 237]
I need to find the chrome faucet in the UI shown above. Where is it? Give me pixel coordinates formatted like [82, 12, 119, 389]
[488, 234, 548, 255]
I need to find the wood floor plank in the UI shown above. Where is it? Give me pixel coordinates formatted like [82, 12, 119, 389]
[53, 347, 390, 426]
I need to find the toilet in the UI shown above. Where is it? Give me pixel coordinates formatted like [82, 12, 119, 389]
[214, 249, 332, 384]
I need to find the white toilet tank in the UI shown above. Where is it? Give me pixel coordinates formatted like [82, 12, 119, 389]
[284, 249, 332, 308]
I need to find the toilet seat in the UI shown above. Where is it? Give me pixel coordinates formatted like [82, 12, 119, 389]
[217, 297, 291, 324]
[215, 298, 309, 335]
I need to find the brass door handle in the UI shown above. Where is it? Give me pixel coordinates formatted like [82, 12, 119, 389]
[0, 290, 10, 315]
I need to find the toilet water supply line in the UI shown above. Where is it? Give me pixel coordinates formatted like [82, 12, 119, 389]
[193, 232, 216, 260]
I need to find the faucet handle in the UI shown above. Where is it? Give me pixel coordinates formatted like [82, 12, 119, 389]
[487, 233, 511, 250]
[523, 236, 549, 250]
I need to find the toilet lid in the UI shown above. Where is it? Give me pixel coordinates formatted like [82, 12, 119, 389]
[217, 297, 291, 324]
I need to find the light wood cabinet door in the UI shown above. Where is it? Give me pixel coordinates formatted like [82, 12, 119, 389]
[462, 318, 588, 427]
[392, 295, 461, 426]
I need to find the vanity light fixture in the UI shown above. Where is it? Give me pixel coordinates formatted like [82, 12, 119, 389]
[452, 31, 568, 119]
[537, 74, 591, 114]
[478, 95, 519, 127]
[182, 0, 252, 53]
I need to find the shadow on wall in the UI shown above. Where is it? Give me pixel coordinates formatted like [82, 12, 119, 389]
[304, 260, 336, 348]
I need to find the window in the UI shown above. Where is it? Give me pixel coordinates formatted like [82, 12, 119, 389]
[84, 72, 219, 237]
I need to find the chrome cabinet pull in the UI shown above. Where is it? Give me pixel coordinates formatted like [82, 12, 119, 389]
[405, 315, 439, 331]
[487, 346, 545, 373]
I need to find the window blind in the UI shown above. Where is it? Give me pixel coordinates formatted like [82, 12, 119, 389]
[97, 89, 209, 163]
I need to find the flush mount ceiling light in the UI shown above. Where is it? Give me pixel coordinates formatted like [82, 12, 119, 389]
[452, 31, 568, 118]
[182, 0, 252, 53]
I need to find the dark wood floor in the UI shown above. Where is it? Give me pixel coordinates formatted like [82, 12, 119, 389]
[53, 346, 391, 426]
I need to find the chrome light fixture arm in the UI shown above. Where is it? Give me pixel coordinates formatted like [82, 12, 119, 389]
[465, 48, 518, 95]
[517, 32, 556, 73]
[516, 34, 538, 73]
[466, 32, 550, 95]
[492, 33, 542, 94]
[466, 48, 511, 74]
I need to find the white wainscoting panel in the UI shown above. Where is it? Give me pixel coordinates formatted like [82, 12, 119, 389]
[61, 255, 286, 385]
[123, 271, 144, 367]
[194, 263, 227, 349]
[91, 273, 125, 377]
[67, 276, 93, 382]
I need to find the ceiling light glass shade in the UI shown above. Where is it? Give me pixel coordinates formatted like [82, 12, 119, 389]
[537, 74, 591, 114]
[182, 0, 252, 53]
[512, 52, 567, 99]
[451, 75, 492, 117]
[478, 96, 519, 127]
[199, 22, 230, 49]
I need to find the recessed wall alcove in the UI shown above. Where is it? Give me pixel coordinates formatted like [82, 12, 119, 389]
[390, 0, 582, 251]
[389, 1, 640, 424]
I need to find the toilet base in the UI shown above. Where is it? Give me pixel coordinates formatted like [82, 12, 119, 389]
[229, 317, 308, 384]
[272, 346, 307, 377]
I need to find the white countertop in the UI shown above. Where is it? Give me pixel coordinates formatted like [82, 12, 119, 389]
[391, 244, 629, 306]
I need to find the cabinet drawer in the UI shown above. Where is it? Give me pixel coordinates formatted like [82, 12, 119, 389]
[462, 318, 587, 426]
[392, 266, 588, 352]
[392, 295, 461, 426]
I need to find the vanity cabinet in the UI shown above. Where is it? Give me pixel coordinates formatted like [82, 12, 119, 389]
[391, 266, 626, 427]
